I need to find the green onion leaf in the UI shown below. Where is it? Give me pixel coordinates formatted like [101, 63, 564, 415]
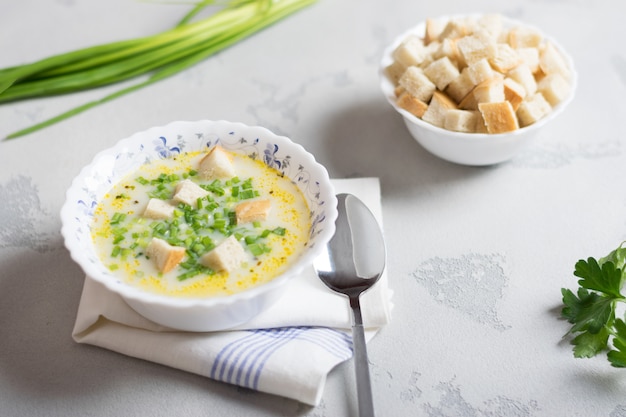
[3, 0, 316, 139]
[272, 227, 286, 236]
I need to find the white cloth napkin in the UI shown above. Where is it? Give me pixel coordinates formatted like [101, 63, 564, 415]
[72, 178, 391, 406]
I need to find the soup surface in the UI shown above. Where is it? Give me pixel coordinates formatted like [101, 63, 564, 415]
[91, 148, 311, 298]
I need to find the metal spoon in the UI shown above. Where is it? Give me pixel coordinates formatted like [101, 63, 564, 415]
[314, 193, 386, 417]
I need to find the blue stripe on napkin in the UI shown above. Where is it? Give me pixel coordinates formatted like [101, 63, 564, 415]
[210, 326, 353, 390]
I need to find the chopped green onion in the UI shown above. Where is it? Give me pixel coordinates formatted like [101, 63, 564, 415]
[112, 233, 126, 244]
[178, 269, 202, 281]
[242, 178, 253, 189]
[272, 227, 286, 236]
[202, 236, 214, 248]
[247, 242, 270, 256]
[207, 184, 225, 196]
[110, 212, 127, 225]
[213, 218, 226, 230]
[239, 189, 255, 199]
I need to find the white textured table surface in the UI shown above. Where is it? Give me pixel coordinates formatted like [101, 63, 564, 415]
[2, 1, 626, 416]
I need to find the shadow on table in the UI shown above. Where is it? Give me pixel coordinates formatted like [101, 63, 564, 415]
[0, 240, 332, 415]
[316, 97, 499, 198]
[0, 241, 83, 385]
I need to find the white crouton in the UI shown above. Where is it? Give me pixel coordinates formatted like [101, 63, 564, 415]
[537, 73, 570, 106]
[424, 56, 460, 90]
[539, 42, 571, 79]
[396, 91, 428, 118]
[424, 39, 441, 57]
[496, 27, 511, 44]
[458, 90, 478, 110]
[465, 58, 495, 85]
[143, 198, 175, 220]
[460, 17, 480, 35]
[477, 14, 503, 39]
[200, 235, 247, 272]
[424, 18, 445, 45]
[489, 43, 522, 73]
[516, 93, 552, 127]
[398, 66, 437, 102]
[446, 70, 475, 103]
[456, 31, 496, 66]
[172, 179, 209, 207]
[508, 26, 543, 48]
[516, 47, 540, 73]
[385, 60, 407, 85]
[420, 43, 439, 68]
[392, 35, 430, 67]
[437, 18, 469, 42]
[507, 63, 537, 96]
[422, 91, 457, 128]
[478, 101, 519, 133]
[198, 146, 236, 180]
[503, 77, 526, 111]
[386, 13, 573, 135]
[471, 77, 505, 105]
[146, 237, 186, 273]
[433, 38, 462, 66]
[444, 109, 480, 133]
[235, 199, 271, 224]
[473, 111, 489, 133]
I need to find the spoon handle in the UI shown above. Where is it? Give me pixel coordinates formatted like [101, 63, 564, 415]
[350, 296, 375, 417]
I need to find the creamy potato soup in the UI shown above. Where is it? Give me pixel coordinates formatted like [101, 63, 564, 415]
[91, 147, 311, 298]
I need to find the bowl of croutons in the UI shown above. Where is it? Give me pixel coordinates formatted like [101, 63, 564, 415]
[61, 120, 338, 332]
[380, 13, 576, 166]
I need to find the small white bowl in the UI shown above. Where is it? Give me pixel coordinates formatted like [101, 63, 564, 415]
[61, 120, 337, 332]
[379, 14, 577, 166]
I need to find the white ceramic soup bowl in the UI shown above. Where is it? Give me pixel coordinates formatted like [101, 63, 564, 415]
[61, 120, 337, 332]
[379, 14, 577, 166]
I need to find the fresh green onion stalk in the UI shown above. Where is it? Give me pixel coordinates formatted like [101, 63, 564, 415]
[0, 0, 316, 139]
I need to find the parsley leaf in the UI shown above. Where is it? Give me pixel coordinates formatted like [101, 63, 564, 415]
[561, 287, 614, 334]
[574, 257, 624, 298]
[561, 242, 626, 365]
[572, 327, 610, 358]
[608, 319, 626, 367]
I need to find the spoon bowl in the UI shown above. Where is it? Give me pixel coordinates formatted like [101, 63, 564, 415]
[313, 193, 386, 417]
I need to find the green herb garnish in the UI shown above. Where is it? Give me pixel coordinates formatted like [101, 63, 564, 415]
[110, 173, 284, 282]
[2, 0, 316, 139]
[110, 212, 127, 225]
[561, 242, 626, 366]
[272, 226, 286, 236]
